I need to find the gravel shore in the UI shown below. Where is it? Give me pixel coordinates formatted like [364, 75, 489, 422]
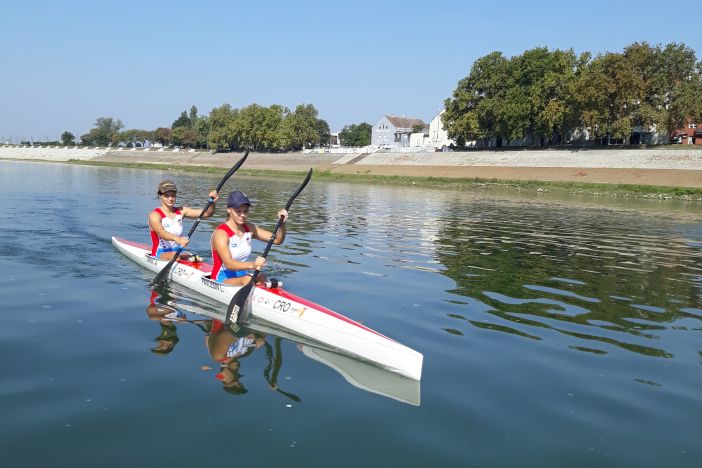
[2, 146, 701, 188]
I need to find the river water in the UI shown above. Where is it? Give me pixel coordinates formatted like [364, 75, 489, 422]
[1, 161, 700, 467]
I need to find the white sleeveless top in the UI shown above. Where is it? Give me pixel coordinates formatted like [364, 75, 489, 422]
[150, 208, 184, 254]
[211, 223, 253, 279]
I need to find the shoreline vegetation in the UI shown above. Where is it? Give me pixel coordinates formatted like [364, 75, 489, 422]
[30, 42, 701, 158]
[63, 159, 702, 201]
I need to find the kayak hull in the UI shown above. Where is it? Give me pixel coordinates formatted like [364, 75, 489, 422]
[112, 237, 423, 381]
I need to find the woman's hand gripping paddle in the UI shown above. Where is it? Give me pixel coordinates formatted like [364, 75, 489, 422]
[225, 168, 312, 325]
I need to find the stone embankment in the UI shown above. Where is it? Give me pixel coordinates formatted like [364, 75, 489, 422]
[2, 145, 702, 187]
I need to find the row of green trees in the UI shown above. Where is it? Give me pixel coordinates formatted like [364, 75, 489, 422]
[443, 42, 702, 146]
[78, 103, 336, 151]
[338, 123, 372, 146]
[206, 103, 330, 151]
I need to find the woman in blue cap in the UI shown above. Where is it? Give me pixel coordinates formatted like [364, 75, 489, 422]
[210, 191, 288, 285]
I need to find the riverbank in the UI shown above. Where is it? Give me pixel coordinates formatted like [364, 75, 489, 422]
[2, 146, 702, 199]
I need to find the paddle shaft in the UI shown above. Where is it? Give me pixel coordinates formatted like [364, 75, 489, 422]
[225, 168, 313, 324]
[249, 167, 313, 284]
[264, 338, 301, 402]
[150, 150, 249, 286]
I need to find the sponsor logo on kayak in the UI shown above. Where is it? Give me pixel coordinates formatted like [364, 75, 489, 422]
[254, 293, 271, 306]
[273, 299, 292, 313]
[145, 255, 158, 266]
[173, 266, 192, 280]
[201, 277, 224, 292]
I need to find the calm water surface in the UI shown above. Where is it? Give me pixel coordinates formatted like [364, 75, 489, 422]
[1, 161, 700, 467]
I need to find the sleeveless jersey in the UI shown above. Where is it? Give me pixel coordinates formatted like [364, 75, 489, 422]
[211, 223, 252, 281]
[150, 207, 184, 256]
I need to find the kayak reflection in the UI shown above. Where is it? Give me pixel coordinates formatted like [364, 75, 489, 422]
[146, 288, 420, 405]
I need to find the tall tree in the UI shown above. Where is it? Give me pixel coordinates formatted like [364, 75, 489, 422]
[207, 104, 239, 151]
[233, 104, 288, 150]
[280, 104, 320, 150]
[339, 123, 372, 146]
[154, 127, 171, 145]
[574, 51, 640, 142]
[523, 48, 580, 144]
[60, 131, 75, 145]
[316, 119, 331, 147]
[80, 117, 124, 146]
[657, 43, 702, 135]
[171, 110, 191, 129]
[443, 51, 511, 145]
[193, 116, 209, 148]
[171, 127, 197, 147]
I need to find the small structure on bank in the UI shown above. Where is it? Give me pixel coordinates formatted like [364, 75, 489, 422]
[372, 115, 427, 148]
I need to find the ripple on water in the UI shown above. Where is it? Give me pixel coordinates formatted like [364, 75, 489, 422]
[2, 163, 702, 467]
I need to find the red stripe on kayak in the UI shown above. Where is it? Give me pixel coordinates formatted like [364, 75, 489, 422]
[179, 260, 213, 273]
[117, 237, 150, 250]
[266, 288, 396, 342]
[116, 237, 389, 341]
[115, 237, 213, 273]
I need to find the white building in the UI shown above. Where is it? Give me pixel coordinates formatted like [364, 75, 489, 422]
[409, 132, 430, 147]
[372, 115, 427, 148]
[428, 110, 457, 150]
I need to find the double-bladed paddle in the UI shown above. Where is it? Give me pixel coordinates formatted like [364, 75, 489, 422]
[150, 150, 249, 287]
[225, 168, 313, 324]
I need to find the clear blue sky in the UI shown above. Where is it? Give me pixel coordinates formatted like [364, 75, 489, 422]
[1, 0, 700, 142]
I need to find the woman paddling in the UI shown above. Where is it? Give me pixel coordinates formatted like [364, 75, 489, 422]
[149, 179, 219, 260]
[210, 190, 288, 285]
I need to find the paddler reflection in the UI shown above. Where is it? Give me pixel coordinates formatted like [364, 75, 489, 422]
[143, 291, 302, 399]
[146, 291, 182, 354]
[146, 290, 211, 354]
[207, 320, 265, 395]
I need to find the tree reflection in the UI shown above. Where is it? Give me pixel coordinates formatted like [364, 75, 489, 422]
[432, 200, 702, 358]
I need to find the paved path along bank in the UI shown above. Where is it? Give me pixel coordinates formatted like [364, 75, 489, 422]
[2, 146, 702, 188]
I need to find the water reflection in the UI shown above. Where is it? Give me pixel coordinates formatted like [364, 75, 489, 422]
[295, 182, 701, 364]
[263, 338, 302, 402]
[147, 286, 420, 405]
[430, 199, 702, 359]
[145, 291, 182, 354]
[207, 320, 266, 396]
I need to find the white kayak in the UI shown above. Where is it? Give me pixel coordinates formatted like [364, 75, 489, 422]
[112, 237, 423, 381]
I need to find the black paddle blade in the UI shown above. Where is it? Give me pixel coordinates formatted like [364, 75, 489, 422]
[150, 254, 179, 287]
[285, 168, 313, 210]
[225, 280, 254, 324]
[216, 149, 249, 193]
[276, 388, 302, 402]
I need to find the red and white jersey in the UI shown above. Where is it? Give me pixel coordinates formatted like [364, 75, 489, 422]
[211, 223, 252, 279]
[150, 207, 184, 255]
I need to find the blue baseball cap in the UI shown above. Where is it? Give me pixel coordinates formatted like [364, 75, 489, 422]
[227, 191, 252, 208]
